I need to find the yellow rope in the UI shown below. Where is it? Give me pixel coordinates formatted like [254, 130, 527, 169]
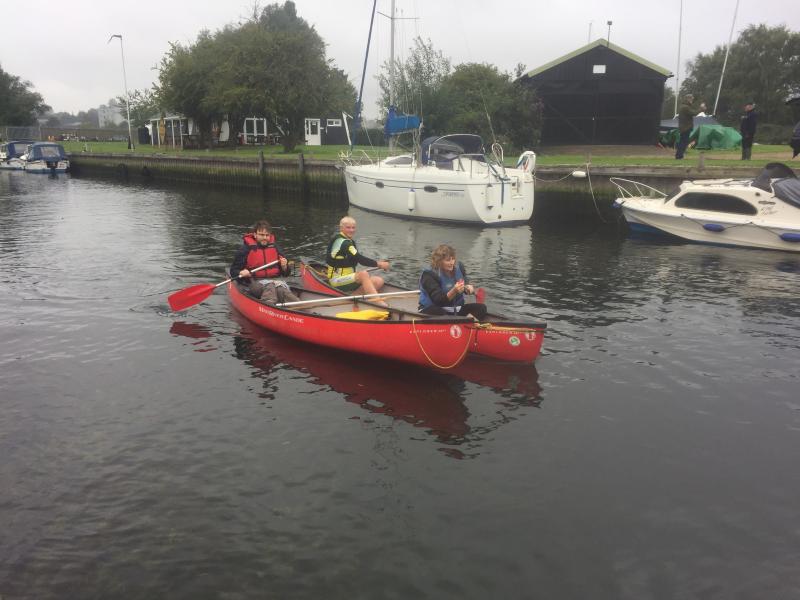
[411, 319, 474, 370]
[471, 323, 542, 333]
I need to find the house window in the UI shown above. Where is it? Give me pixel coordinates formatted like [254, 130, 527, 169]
[592, 64, 606, 74]
[675, 193, 757, 215]
[327, 119, 342, 127]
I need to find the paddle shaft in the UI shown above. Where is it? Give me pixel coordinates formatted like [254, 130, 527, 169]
[278, 289, 419, 308]
[168, 260, 279, 311]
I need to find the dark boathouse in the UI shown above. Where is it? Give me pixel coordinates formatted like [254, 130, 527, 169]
[518, 39, 672, 145]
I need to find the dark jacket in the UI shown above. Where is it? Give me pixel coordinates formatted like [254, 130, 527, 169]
[740, 109, 757, 138]
[678, 100, 695, 133]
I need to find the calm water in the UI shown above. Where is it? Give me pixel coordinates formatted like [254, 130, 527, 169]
[1, 171, 799, 600]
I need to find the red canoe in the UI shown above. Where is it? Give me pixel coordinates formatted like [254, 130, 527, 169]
[228, 281, 479, 370]
[300, 262, 546, 363]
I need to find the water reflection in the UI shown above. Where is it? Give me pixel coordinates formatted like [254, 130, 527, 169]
[170, 315, 544, 456]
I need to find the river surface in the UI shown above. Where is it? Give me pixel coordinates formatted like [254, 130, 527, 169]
[1, 171, 799, 600]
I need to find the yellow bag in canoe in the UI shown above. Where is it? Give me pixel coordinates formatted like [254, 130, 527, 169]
[335, 309, 389, 321]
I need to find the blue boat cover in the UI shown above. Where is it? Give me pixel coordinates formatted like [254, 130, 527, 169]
[384, 106, 421, 136]
[28, 143, 66, 161]
[3, 140, 34, 158]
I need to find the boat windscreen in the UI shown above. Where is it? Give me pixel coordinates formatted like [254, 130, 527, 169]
[31, 144, 65, 160]
[421, 134, 484, 165]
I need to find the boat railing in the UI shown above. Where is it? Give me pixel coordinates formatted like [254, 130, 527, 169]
[338, 149, 374, 166]
[610, 177, 667, 200]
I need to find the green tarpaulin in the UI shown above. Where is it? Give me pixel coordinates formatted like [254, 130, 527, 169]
[660, 124, 742, 149]
[691, 125, 742, 149]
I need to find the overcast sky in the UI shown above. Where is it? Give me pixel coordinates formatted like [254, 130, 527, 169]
[2, 0, 798, 118]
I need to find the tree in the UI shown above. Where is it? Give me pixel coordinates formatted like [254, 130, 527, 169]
[376, 36, 451, 134]
[116, 89, 160, 128]
[155, 1, 356, 151]
[156, 31, 223, 147]
[662, 85, 676, 119]
[682, 24, 800, 125]
[436, 63, 541, 149]
[0, 63, 50, 125]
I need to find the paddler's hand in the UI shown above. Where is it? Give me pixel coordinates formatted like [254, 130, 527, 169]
[377, 260, 390, 271]
[239, 269, 251, 279]
[465, 284, 475, 295]
[279, 257, 288, 269]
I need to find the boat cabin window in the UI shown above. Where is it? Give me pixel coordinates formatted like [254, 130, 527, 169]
[674, 193, 757, 215]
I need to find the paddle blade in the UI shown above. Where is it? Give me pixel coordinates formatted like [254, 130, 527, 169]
[168, 283, 216, 311]
[476, 288, 486, 303]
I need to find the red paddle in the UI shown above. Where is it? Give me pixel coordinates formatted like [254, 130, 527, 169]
[168, 260, 279, 311]
[476, 287, 486, 303]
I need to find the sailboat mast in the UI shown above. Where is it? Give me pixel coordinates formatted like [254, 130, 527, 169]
[674, 0, 683, 116]
[713, 0, 740, 116]
[389, 0, 395, 108]
[352, 0, 378, 150]
[388, 0, 397, 151]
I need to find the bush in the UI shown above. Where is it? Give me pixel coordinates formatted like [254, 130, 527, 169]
[756, 122, 795, 144]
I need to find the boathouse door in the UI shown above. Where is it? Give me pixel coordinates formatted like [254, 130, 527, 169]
[304, 118, 321, 146]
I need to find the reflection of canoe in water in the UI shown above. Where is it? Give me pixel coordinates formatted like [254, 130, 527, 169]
[170, 318, 544, 444]
[228, 281, 477, 370]
[300, 262, 546, 363]
[227, 314, 471, 441]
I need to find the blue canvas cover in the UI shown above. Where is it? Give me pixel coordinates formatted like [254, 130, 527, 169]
[28, 143, 66, 161]
[384, 106, 421, 136]
[4, 140, 34, 158]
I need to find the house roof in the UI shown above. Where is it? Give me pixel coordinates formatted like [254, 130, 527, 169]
[520, 38, 673, 79]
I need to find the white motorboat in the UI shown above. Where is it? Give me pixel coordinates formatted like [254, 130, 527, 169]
[23, 142, 69, 174]
[343, 134, 535, 225]
[612, 163, 800, 252]
[0, 140, 34, 170]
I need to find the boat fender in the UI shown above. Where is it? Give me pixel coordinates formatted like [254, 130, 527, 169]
[571, 170, 587, 179]
[779, 232, 800, 243]
[407, 189, 415, 212]
[516, 150, 536, 173]
[703, 223, 725, 232]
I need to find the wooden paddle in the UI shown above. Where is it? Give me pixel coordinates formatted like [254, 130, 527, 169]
[278, 289, 419, 309]
[168, 260, 279, 311]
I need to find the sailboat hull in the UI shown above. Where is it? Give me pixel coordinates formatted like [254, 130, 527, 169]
[344, 161, 534, 225]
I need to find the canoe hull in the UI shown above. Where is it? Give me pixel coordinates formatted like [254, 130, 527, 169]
[228, 282, 473, 370]
[300, 263, 545, 363]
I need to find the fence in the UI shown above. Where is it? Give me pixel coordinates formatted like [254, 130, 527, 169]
[1, 126, 131, 143]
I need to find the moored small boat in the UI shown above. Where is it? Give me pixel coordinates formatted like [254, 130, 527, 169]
[228, 282, 479, 370]
[612, 162, 800, 252]
[23, 142, 69, 174]
[0, 140, 34, 170]
[299, 262, 546, 363]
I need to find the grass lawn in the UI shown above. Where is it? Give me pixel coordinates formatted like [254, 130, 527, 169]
[62, 140, 798, 169]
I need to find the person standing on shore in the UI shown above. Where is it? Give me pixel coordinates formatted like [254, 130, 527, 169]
[675, 94, 696, 160]
[740, 101, 758, 160]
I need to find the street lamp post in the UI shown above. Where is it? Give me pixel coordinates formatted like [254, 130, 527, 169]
[108, 34, 134, 150]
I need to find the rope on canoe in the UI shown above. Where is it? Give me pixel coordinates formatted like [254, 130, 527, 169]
[471, 323, 542, 334]
[411, 319, 474, 370]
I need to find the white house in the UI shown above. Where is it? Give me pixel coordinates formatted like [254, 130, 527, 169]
[98, 103, 125, 127]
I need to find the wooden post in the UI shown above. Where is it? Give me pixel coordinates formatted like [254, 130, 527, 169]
[698, 151, 705, 171]
[258, 150, 266, 191]
[298, 152, 308, 196]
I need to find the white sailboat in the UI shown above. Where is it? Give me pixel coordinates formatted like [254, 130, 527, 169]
[342, 1, 536, 226]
